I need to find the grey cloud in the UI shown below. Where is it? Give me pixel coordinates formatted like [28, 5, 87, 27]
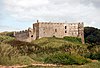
[79, 0, 100, 8]
[50, 0, 100, 8]
[2, 0, 100, 29]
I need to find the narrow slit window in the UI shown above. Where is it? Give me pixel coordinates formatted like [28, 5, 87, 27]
[55, 29, 57, 32]
[65, 31, 67, 33]
[65, 26, 67, 29]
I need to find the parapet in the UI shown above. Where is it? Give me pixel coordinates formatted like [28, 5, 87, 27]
[15, 30, 28, 34]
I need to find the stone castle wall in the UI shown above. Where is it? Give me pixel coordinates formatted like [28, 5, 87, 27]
[14, 28, 34, 42]
[14, 21, 84, 44]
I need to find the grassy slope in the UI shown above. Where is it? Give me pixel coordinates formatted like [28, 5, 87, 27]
[30, 37, 90, 64]
[0, 36, 99, 66]
[32, 37, 88, 55]
[32, 37, 85, 47]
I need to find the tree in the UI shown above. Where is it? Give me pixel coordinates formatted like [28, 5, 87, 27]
[84, 27, 100, 45]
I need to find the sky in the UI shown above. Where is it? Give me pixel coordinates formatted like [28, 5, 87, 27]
[0, 0, 100, 32]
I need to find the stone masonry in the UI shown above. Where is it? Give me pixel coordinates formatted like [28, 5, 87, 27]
[14, 20, 84, 44]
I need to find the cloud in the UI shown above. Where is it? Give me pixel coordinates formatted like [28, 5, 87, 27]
[80, 0, 100, 8]
[0, 25, 20, 32]
[3, 0, 100, 28]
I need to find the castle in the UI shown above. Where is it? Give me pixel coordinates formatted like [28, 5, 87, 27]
[14, 20, 84, 44]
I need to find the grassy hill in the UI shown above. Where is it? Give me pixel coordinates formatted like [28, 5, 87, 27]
[0, 35, 100, 67]
[32, 37, 88, 57]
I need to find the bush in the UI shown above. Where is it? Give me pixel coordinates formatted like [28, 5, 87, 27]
[89, 53, 100, 60]
[0, 43, 33, 65]
[0, 35, 15, 43]
[84, 27, 100, 45]
[15, 56, 33, 65]
[0, 56, 33, 65]
[44, 52, 90, 65]
[87, 45, 100, 60]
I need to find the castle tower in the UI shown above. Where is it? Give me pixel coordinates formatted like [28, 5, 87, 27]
[28, 27, 33, 42]
[78, 22, 84, 44]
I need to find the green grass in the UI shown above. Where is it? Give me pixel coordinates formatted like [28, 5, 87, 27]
[32, 37, 85, 48]
[0, 36, 99, 66]
[44, 52, 90, 65]
[0, 43, 34, 65]
[0, 35, 15, 43]
[32, 37, 89, 57]
[63, 36, 82, 44]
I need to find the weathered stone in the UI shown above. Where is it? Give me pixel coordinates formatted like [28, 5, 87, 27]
[14, 21, 84, 44]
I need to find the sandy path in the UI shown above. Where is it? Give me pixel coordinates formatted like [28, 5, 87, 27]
[0, 64, 62, 68]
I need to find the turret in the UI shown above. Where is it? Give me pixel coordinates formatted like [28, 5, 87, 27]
[78, 22, 84, 44]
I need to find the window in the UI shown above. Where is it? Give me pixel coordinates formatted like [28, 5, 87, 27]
[31, 35, 33, 37]
[65, 26, 67, 29]
[55, 29, 57, 32]
[65, 31, 67, 33]
[72, 32, 73, 35]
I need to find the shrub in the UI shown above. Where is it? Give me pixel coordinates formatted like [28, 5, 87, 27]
[0, 56, 33, 65]
[0, 35, 15, 43]
[15, 56, 33, 65]
[44, 52, 90, 65]
[0, 43, 33, 65]
[89, 53, 100, 60]
[87, 45, 100, 60]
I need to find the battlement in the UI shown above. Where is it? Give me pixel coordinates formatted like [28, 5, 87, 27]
[36, 20, 83, 24]
[34, 21, 84, 26]
[15, 30, 29, 35]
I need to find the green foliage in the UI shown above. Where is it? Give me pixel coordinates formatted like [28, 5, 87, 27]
[0, 35, 15, 43]
[0, 56, 33, 65]
[89, 53, 100, 60]
[84, 27, 100, 45]
[32, 37, 89, 57]
[15, 56, 33, 65]
[63, 36, 82, 44]
[7, 40, 40, 55]
[31, 37, 92, 65]
[84, 27, 100, 60]
[0, 32, 14, 37]
[44, 52, 90, 65]
[87, 45, 100, 60]
[0, 36, 95, 65]
[0, 43, 33, 65]
[0, 43, 19, 58]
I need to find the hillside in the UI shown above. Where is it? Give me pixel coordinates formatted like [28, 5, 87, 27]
[0, 36, 89, 65]
[0, 34, 100, 67]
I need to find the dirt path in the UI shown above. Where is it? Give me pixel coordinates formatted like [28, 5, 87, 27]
[0, 64, 62, 68]
[0, 65, 27, 68]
